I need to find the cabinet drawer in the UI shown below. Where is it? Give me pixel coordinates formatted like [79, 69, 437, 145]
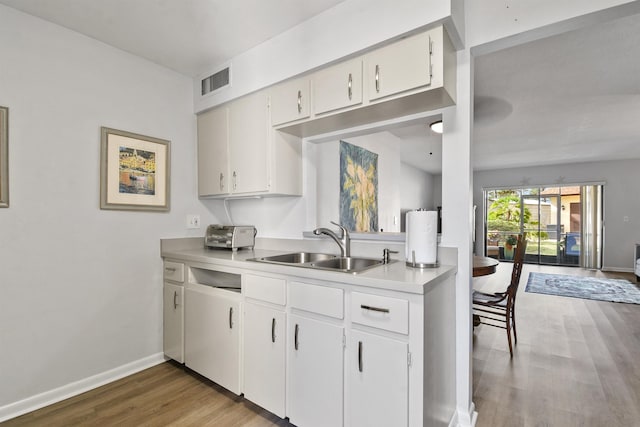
[164, 261, 184, 282]
[351, 292, 408, 334]
[289, 282, 344, 319]
[244, 274, 286, 305]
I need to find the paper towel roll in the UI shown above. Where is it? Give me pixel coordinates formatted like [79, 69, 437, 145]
[405, 210, 438, 267]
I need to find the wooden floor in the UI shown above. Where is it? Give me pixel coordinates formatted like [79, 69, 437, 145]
[3, 264, 639, 427]
[2, 362, 293, 427]
[473, 263, 640, 427]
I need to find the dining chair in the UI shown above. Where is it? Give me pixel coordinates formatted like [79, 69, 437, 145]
[473, 233, 528, 357]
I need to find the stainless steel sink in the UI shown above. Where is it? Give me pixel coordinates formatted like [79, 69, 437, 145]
[249, 252, 388, 273]
[252, 252, 337, 264]
[310, 257, 385, 273]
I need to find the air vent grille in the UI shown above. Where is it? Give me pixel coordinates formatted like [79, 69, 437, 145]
[201, 67, 230, 95]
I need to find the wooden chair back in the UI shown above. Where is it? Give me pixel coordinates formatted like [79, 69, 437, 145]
[507, 233, 528, 299]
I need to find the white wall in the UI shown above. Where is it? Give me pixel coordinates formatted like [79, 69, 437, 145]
[0, 6, 220, 412]
[400, 163, 435, 212]
[473, 160, 640, 271]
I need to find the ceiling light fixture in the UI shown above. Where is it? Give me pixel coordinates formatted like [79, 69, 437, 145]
[430, 120, 443, 134]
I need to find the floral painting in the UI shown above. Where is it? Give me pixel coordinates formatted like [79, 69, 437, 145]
[340, 140, 378, 232]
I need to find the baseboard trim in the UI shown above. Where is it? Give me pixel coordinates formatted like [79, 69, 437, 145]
[0, 352, 166, 422]
[454, 402, 477, 427]
[602, 266, 634, 273]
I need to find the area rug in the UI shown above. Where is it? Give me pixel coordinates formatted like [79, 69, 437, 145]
[525, 272, 640, 304]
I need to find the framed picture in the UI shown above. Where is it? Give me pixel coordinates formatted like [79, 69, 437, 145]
[339, 140, 378, 232]
[100, 127, 170, 211]
[0, 106, 8, 208]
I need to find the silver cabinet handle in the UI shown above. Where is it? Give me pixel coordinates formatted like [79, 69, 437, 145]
[348, 73, 353, 100]
[375, 65, 380, 93]
[358, 341, 363, 372]
[229, 307, 234, 329]
[165, 267, 176, 272]
[173, 291, 178, 309]
[219, 172, 224, 191]
[232, 171, 237, 190]
[361, 304, 390, 313]
[271, 318, 276, 343]
[297, 90, 302, 113]
[294, 323, 299, 350]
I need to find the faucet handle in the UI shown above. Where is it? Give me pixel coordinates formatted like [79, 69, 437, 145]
[330, 221, 349, 235]
[383, 248, 399, 264]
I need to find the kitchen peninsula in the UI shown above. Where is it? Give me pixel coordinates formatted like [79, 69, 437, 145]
[161, 237, 458, 427]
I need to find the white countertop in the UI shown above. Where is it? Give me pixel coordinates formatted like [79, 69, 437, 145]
[161, 244, 456, 295]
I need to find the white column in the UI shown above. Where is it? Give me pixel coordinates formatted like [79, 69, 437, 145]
[441, 46, 475, 426]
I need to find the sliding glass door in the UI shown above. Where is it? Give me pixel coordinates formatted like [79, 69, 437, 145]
[484, 185, 603, 267]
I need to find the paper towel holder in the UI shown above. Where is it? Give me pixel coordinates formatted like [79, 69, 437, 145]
[406, 250, 439, 269]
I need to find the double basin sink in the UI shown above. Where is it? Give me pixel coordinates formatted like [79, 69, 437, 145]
[249, 252, 387, 274]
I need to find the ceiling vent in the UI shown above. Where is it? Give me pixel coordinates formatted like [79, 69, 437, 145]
[201, 66, 230, 96]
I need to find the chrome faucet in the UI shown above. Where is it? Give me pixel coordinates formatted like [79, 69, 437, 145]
[313, 221, 350, 257]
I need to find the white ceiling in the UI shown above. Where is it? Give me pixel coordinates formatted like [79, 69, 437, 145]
[2, 1, 639, 174]
[473, 12, 640, 172]
[0, 0, 345, 77]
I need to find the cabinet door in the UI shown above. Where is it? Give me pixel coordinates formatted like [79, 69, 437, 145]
[366, 32, 432, 102]
[271, 77, 311, 126]
[197, 107, 230, 196]
[163, 282, 184, 363]
[184, 287, 240, 394]
[313, 58, 363, 115]
[243, 302, 286, 417]
[347, 330, 409, 427]
[228, 93, 269, 194]
[288, 314, 344, 427]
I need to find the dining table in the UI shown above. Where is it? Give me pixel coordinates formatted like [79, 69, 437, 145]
[472, 255, 499, 277]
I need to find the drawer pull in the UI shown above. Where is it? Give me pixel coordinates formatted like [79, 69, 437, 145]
[358, 341, 363, 372]
[360, 304, 390, 314]
[165, 267, 176, 272]
[229, 307, 234, 329]
[294, 323, 299, 350]
[271, 318, 276, 343]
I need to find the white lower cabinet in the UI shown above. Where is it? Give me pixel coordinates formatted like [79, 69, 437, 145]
[184, 285, 241, 395]
[288, 313, 344, 427]
[243, 301, 286, 417]
[163, 282, 184, 363]
[163, 260, 455, 427]
[347, 330, 409, 427]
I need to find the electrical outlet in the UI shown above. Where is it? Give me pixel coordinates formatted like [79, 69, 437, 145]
[186, 214, 201, 229]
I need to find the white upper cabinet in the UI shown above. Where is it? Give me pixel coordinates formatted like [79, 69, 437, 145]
[227, 92, 269, 194]
[197, 90, 302, 198]
[312, 58, 363, 115]
[270, 76, 311, 126]
[197, 106, 230, 197]
[365, 31, 432, 102]
[198, 93, 269, 196]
